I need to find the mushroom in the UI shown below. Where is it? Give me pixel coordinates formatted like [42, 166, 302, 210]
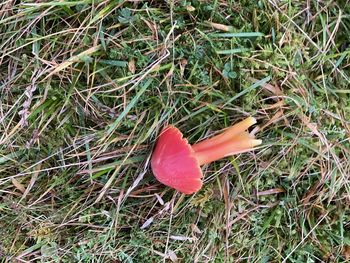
[151, 117, 262, 194]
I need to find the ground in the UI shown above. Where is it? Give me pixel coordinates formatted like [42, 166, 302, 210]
[0, 0, 349, 262]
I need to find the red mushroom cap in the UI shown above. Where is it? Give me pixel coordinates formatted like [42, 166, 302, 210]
[151, 125, 203, 194]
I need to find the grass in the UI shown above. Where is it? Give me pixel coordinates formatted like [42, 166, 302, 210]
[0, 0, 349, 262]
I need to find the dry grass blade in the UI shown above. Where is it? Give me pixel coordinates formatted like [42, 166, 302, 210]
[43, 45, 101, 81]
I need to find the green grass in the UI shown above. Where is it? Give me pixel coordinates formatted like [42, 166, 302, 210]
[0, 0, 349, 262]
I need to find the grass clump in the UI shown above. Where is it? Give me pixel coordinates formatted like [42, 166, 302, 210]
[0, 0, 349, 262]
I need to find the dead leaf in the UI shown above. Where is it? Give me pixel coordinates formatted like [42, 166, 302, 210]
[11, 178, 26, 193]
[185, 5, 195, 12]
[206, 22, 233, 32]
[140, 217, 154, 230]
[21, 163, 41, 200]
[168, 250, 178, 262]
[155, 193, 164, 205]
[128, 59, 136, 74]
[249, 77, 283, 99]
[343, 245, 350, 261]
[191, 224, 202, 234]
[262, 81, 283, 96]
[179, 58, 187, 78]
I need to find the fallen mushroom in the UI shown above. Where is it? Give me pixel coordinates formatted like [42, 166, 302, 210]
[151, 117, 262, 194]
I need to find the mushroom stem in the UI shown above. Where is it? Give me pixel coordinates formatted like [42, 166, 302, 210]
[193, 132, 262, 166]
[192, 117, 257, 152]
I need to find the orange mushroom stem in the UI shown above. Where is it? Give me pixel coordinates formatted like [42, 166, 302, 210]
[192, 117, 262, 165]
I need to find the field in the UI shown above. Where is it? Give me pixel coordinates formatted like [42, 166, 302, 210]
[0, 0, 349, 262]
